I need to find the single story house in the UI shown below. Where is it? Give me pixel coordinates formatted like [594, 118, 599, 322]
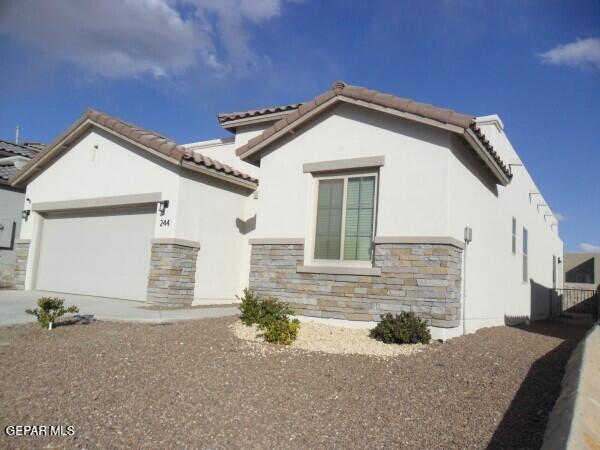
[0, 140, 42, 286]
[10, 81, 562, 339]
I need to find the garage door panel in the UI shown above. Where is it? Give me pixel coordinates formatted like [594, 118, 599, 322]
[36, 205, 156, 301]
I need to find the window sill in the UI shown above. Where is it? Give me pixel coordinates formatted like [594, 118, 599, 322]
[296, 265, 381, 276]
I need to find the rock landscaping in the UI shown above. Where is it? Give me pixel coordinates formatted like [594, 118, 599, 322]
[233, 321, 426, 357]
[0, 317, 589, 449]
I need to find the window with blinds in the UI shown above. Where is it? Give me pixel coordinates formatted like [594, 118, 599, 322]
[314, 174, 376, 262]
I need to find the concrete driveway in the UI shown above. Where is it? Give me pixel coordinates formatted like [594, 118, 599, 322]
[0, 290, 239, 326]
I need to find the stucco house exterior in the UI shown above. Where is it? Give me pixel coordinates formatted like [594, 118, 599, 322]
[10, 111, 258, 304]
[0, 140, 42, 287]
[10, 81, 562, 338]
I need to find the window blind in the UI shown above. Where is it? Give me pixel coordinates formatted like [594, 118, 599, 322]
[344, 176, 375, 260]
[314, 179, 344, 259]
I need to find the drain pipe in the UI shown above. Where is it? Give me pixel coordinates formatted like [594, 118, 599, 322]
[463, 226, 472, 336]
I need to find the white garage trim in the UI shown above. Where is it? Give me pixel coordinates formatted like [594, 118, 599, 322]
[151, 238, 201, 249]
[32, 192, 162, 212]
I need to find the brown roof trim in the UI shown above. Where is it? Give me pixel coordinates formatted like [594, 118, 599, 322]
[218, 103, 302, 125]
[235, 81, 512, 183]
[10, 109, 257, 188]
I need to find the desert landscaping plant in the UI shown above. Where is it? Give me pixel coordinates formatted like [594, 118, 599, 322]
[261, 317, 300, 345]
[370, 312, 431, 344]
[238, 289, 300, 345]
[25, 297, 79, 330]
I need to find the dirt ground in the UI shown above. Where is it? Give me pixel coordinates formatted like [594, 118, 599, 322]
[0, 317, 588, 449]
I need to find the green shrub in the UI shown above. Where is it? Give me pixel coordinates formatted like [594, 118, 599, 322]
[261, 318, 300, 345]
[238, 288, 262, 326]
[254, 297, 294, 328]
[370, 312, 431, 345]
[238, 289, 300, 345]
[25, 297, 79, 329]
[238, 289, 294, 327]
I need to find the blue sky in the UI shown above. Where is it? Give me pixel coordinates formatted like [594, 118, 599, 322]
[0, 0, 598, 251]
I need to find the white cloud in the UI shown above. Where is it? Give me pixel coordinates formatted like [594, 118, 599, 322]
[554, 212, 567, 222]
[0, 0, 301, 79]
[579, 243, 600, 252]
[538, 38, 600, 71]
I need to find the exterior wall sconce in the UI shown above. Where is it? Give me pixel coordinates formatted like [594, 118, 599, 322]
[158, 200, 169, 216]
[22, 209, 31, 221]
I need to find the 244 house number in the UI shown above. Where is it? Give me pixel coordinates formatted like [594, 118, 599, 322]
[160, 219, 171, 227]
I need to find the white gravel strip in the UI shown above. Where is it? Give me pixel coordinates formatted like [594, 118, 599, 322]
[232, 321, 426, 357]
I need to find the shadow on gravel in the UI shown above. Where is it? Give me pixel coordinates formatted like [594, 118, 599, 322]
[54, 314, 96, 328]
[487, 320, 590, 450]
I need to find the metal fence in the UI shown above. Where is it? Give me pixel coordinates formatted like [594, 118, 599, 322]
[550, 288, 599, 322]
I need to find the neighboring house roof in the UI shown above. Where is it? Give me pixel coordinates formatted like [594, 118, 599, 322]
[0, 164, 20, 186]
[218, 103, 302, 125]
[0, 140, 41, 187]
[22, 142, 46, 151]
[0, 139, 41, 158]
[10, 109, 257, 189]
[235, 81, 512, 185]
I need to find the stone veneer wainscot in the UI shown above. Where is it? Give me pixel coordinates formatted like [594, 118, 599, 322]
[13, 240, 30, 290]
[249, 241, 463, 328]
[147, 239, 200, 306]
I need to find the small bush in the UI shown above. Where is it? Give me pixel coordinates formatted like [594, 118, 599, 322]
[238, 289, 294, 328]
[25, 297, 79, 329]
[254, 297, 294, 328]
[238, 288, 262, 326]
[370, 312, 431, 345]
[261, 318, 300, 345]
[237, 289, 299, 345]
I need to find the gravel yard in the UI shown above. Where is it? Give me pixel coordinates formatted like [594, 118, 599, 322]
[0, 317, 588, 449]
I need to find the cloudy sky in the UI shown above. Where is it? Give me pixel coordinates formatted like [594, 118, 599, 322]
[0, 0, 598, 251]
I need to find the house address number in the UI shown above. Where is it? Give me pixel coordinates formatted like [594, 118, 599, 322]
[160, 219, 171, 227]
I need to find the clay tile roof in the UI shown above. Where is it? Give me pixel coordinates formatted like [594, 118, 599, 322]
[182, 148, 258, 183]
[218, 103, 303, 124]
[10, 109, 257, 187]
[235, 80, 512, 181]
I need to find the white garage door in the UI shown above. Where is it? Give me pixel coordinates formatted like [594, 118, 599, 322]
[35, 205, 156, 301]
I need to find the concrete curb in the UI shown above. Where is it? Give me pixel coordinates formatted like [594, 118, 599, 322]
[541, 324, 599, 450]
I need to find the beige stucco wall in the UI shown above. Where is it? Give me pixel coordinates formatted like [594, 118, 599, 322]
[244, 103, 563, 334]
[18, 127, 254, 302]
[447, 120, 563, 331]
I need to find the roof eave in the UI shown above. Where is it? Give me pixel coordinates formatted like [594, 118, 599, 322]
[10, 115, 90, 187]
[237, 96, 340, 162]
[464, 128, 511, 186]
[11, 115, 257, 190]
[220, 110, 299, 131]
[238, 95, 466, 162]
[181, 160, 257, 190]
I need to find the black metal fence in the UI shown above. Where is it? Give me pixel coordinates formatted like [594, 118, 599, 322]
[550, 288, 599, 322]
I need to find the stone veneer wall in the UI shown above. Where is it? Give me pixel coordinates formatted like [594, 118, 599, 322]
[249, 242, 463, 327]
[13, 241, 30, 290]
[147, 242, 199, 306]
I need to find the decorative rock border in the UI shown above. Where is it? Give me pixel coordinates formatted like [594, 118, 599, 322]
[541, 324, 599, 450]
